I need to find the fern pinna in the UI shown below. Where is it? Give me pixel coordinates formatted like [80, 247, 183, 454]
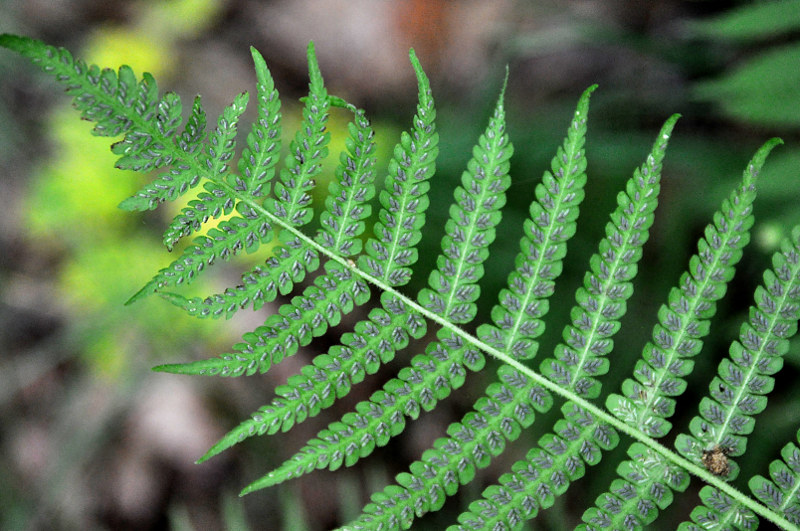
[3, 33, 800, 530]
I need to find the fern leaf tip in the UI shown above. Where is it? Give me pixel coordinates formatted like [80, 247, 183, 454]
[151, 362, 193, 374]
[744, 137, 783, 186]
[195, 452, 213, 464]
[0, 33, 39, 55]
[240, 473, 278, 496]
[306, 40, 322, 85]
[124, 284, 152, 305]
[118, 195, 150, 212]
[408, 48, 431, 100]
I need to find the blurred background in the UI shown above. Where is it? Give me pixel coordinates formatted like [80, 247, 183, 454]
[1, 0, 800, 529]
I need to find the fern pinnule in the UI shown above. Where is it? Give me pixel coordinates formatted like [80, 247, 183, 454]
[315, 106, 377, 256]
[238, 46, 282, 200]
[748, 427, 800, 526]
[195, 291, 427, 463]
[674, 224, 800, 529]
[265, 42, 329, 228]
[580, 139, 781, 530]
[358, 49, 438, 288]
[478, 83, 594, 362]
[238, 77, 512, 496]
[680, 484, 759, 530]
[451, 113, 678, 531]
[160, 233, 320, 319]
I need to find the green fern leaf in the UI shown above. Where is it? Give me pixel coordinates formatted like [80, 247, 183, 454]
[5, 32, 799, 531]
[238, 47, 282, 199]
[749, 428, 800, 525]
[239, 76, 513, 494]
[315, 106, 377, 256]
[265, 42, 329, 228]
[160, 233, 320, 319]
[357, 49, 438, 287]
[579, 139, 781, 531]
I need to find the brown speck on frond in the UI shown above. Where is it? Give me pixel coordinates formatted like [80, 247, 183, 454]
[701, 446, 731, 477]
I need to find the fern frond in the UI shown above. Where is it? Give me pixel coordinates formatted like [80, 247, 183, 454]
[579, 139, 781, 531]
[154, 258, 370, 375]
[451, 113, 678, 531]
[748, 428, 800, 526]
[160, 233, 320, 319]
[315, 106, 377, 256]
[6, 32, 799, 531]
[264, 42, 329, 228]
[238, 77, 513, 494]
[675, 223, 800, 476]
[357, 49, 438, 287]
